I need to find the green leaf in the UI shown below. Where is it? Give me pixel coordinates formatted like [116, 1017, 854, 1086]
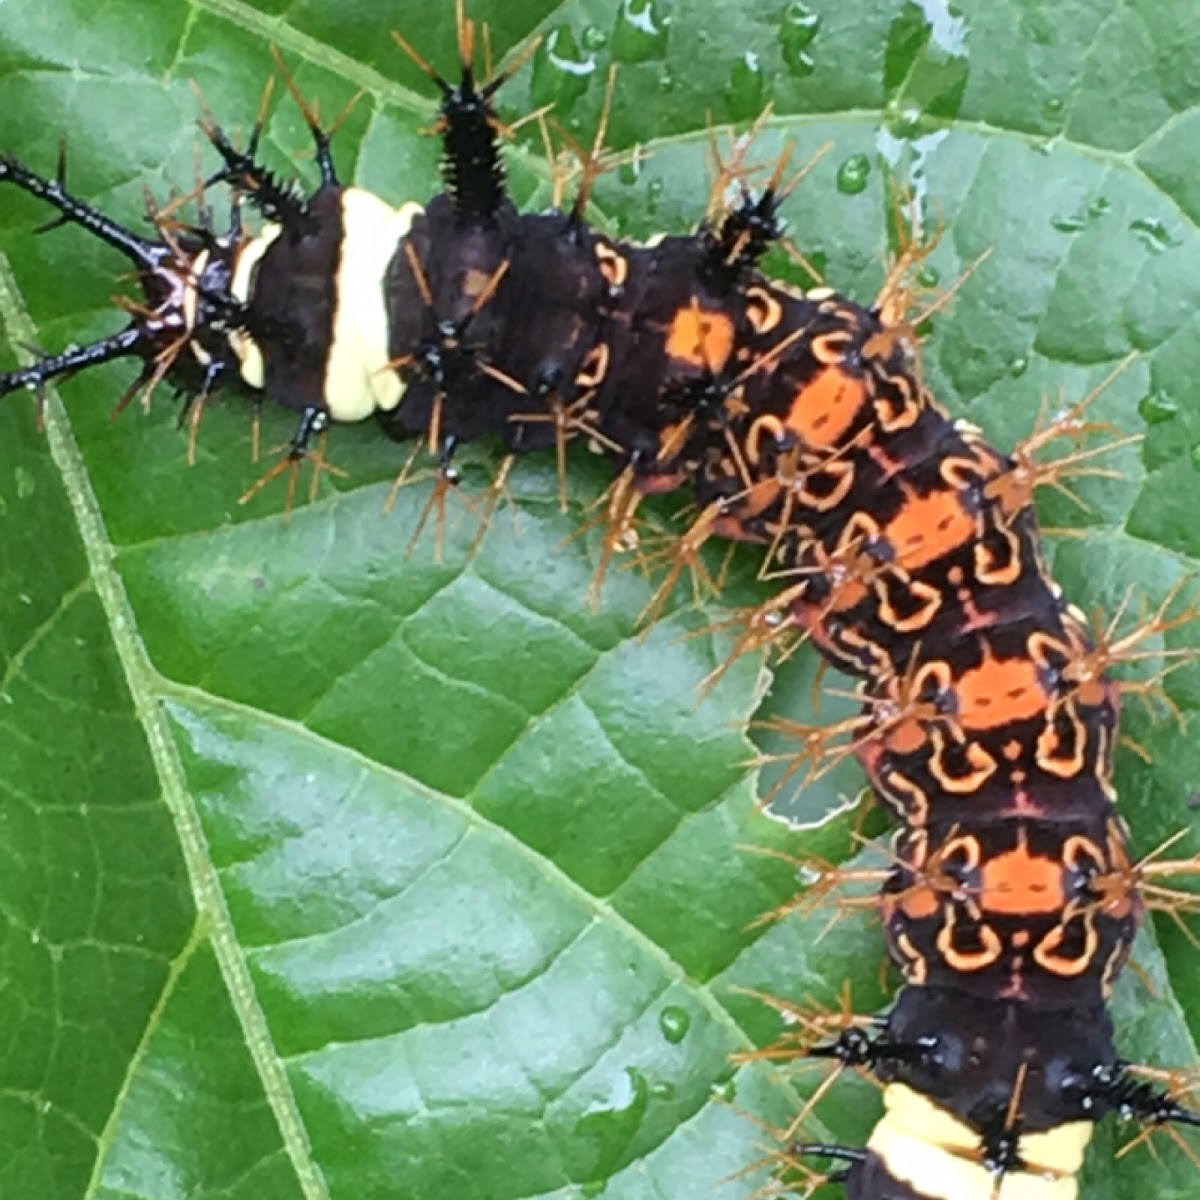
[1, 1, 1199, 1198]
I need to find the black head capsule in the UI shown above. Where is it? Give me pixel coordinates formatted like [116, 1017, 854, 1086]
[0, 149, 253, 414]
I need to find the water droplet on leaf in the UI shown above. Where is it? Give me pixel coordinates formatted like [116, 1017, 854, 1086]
[1130, 217, 1176, 254]
[836, 153, 871, 194]
[659, 1005, 691, 1043]
[781, 3, 820, 76]
[531, 26, 598, 112]
[1139, 391, 1177, 425]
[726, 51, 766, 118]
[611, 0, 670, 63]
[575, 1067, 650, 1173]
[1051, 213, 1085, 234]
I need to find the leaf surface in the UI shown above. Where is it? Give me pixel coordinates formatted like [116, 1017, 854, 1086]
[1, 2, 1199, 1198]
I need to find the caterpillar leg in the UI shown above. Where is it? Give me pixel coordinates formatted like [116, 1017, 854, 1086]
[238, 406, 346, 512]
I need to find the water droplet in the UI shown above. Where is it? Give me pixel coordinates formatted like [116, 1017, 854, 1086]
[575, 1067, 650, 1171]
[658, 64, 676, 92]
[726, 51, 766, 119]
[784, 48, 816, 77]
[917, 264, 940, 288]
[836, 153, 871, 195]
[611, 0, 670, 64]
[1088, 195, 1111, 218]
[1130, 217, 1176, 254]
[1044, 95, 1064, 115]
[783, 2, 821, 46]
[885, 99, 925, 138]
[780, 3, 821, 76]
[650, 1079, 675, 1100]
[645, 177, 665, 214]
[618, 149, 645, 186]
[14, 466, 35, 500]
[1009, 356, 1029, 378]
[1051, 213, 1085, 234]
[659, 1006, 691, 1043]
[582, 24, 607, 51]
[1139, 391, 1178, 425]
[530, 26, 598, 112]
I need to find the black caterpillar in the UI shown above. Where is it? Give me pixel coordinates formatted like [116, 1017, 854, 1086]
[2, 8, 1198, 1200]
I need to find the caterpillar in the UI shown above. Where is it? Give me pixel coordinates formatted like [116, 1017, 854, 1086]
[2, 5, 1199, 1200]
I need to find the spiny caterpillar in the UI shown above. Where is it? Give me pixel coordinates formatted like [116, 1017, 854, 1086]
[2, 5, 1199, 1200]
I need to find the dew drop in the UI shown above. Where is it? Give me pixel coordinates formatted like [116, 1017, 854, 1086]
[611, 0, 670, 64]
[1139, 391, 1178, 425]
[781, 3, 821, 76]
[1088, 195, 1111, 218]
[917, 264, 940, 288]
[659, 1005, 691, 1043]
[530, 26, 598, 112]
[1050, 213, 1085, 234]
[836, 153, 871, 195]
[582, 24, 607, 51]
[1130, 216, 1176, 254]
[726, 51, 766, 119]
[574, 1067, 650, 1161]
[1008, 356, 1029, 378]
[1044, 95, 1064, 116]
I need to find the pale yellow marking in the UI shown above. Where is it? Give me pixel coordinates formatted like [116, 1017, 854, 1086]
[229, 223, 282, 389]
[867, 1083, 1092, 1200]
[186, 248, 212, 366]
[324, 191, 424, 421]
